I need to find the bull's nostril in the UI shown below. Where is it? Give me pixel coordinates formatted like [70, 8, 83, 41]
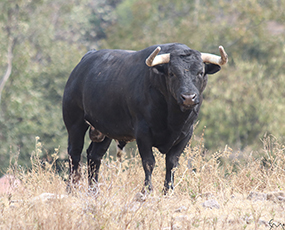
[181, 94, 197, 102]
[190, 94, 197, 101]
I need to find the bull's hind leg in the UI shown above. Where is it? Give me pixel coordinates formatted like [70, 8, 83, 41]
[66, 120, 89, 189]
[87, 137, 112, 186]
[63, 100, 89, 190]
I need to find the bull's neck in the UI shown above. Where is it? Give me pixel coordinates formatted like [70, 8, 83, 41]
[167, 96, 194, 129]
[149, 72, 197, 129]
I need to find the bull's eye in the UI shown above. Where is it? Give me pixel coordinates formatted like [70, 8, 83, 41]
[198, 72, 204, 78]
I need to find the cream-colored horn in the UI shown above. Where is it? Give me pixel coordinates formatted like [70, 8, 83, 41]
[201, 46, 228, 66]
[145, 46, 170, 67]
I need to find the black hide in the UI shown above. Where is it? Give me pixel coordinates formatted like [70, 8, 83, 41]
[62, 43, 221, 193]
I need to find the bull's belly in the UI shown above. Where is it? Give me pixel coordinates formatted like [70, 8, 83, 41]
[85, 119, 135, 142]
[88, 123, 189, 154]
[85, 113, 191, 153]
[106, 133, 135, 142]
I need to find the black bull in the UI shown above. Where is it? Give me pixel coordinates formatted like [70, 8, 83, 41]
[62, 43, 228, 193]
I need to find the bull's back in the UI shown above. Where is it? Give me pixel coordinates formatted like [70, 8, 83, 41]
[63, 50, 123, 110]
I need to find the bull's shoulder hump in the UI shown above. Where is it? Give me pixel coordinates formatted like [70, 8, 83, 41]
[81, 50, 97, 61]
[82, 49, 138, 62]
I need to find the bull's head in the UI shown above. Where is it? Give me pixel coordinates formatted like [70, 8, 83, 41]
[146, 45, 228, 112]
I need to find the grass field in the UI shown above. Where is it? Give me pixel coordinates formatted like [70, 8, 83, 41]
[0, 135, 284, 229]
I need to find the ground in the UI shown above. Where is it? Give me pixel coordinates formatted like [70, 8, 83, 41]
[0, 138, 284, 229]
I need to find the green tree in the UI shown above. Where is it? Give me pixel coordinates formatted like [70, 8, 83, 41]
[0, 0, 90, 173]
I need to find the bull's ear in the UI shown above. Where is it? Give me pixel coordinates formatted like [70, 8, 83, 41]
[204, 63, 221, 75]
[152, 64, 167, 75]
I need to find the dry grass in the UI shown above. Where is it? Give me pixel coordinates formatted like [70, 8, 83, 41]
[0, 135, 285, 229]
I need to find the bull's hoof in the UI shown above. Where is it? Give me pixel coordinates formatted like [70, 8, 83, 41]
[134, 192, 147, 202]
[163, 188, 175, 196]
[66, 171, 82, 194]
[88, 185, 100, 197]
[87, 178, 100, 196]
[66, 182, 78, 195]
[141, 185, 153, 196]
[66, 183, 72, 194]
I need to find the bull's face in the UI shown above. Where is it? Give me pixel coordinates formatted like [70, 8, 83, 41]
[146, 45, 227, 112]
[166, 51, 220, 111]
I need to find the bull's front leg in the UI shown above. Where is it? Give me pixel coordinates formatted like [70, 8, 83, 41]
[136, 127, 155, 193]
[141, 152, 155, 192]
[164, 153, 180, 194]
[163, 131, 192, 195]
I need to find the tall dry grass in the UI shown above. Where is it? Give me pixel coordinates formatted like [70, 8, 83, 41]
[0, 135, 284, 229]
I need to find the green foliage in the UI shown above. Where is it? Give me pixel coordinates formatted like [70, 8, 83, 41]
[0, 0, 91, 173]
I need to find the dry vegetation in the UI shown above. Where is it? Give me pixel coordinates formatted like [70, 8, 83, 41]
[0, 135, 285, 230]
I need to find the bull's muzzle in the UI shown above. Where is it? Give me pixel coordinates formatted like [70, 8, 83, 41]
[181, 93, 199, 107]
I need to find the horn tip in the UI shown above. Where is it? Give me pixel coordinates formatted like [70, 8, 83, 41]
[154, 46, 161, 55]
[219, 45, 228, 65]
[219, 46, 226, 54]
[146, 46, 162, 67]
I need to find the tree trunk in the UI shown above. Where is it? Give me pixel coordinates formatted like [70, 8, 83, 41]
[0, 38, 14, 103]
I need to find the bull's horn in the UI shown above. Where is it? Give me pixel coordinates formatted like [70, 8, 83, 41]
[201, 46, 228, 66]
[145, 46, 170, 67]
